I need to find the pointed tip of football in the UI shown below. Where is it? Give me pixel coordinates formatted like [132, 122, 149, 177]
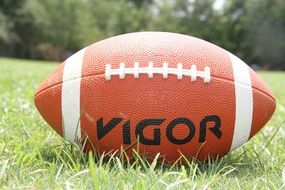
[34, 63, 65, 136]
[249, 68, 276, 139]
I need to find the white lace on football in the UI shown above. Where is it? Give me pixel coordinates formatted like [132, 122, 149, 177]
[105, 62, 211, 83]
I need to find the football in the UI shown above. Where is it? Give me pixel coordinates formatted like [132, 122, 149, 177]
[34, 32, 276, 162]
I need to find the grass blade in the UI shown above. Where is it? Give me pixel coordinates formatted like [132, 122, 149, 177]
[88, 153, 100, 190]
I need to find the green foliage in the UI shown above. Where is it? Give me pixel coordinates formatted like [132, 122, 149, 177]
[220, 0, 249, 55]
[79, 0, 151, 39]
[0, 0, 285, 69]
[0, 58, 285, 189]
[150, 0, 222, 42]
[245, 0, 285, 69]
[0, 12, 9, 43]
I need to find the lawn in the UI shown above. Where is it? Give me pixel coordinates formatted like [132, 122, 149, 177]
[0, 57, 284, 189]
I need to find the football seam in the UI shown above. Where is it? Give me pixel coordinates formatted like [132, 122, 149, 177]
[34, 73, 275, 103]
[105, 62, 211, 83]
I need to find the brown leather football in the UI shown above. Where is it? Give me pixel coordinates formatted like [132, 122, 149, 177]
[35, 32, 276, 162]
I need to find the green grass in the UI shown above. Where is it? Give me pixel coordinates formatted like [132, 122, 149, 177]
[0, 57, 284, 189]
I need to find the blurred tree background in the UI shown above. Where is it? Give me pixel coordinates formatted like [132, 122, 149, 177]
[0, 0, 284, 69]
